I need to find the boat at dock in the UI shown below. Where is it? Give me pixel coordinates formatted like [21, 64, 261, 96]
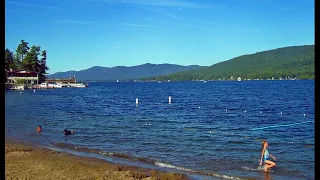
[48, 82, 63, 88]
[35, 82, 62, 89]
[31, 82, 87, 89]
[68, 82, 88, 88]
[47, 75, 88, 88]
[9, 84, 26, 90]
[6, 74, 88, 90]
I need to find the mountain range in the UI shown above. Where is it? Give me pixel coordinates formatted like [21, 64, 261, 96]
[141, 45, 314, 81]
[48, 45, 314, 81]
[47, 63, 206, 81]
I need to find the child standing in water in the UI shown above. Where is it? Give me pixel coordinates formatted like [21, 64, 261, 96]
[260, 140, 276, 172]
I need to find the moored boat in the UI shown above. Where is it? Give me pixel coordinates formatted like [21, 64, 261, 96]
[68, 82, 88, 88]
[48, 82, 62, 88]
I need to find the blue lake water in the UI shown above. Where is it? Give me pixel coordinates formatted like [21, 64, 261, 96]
[5, 80, 314, 180]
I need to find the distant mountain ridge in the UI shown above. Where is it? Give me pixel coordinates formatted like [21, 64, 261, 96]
[141, 45, 314, 81]
[47, 63, 206, 81]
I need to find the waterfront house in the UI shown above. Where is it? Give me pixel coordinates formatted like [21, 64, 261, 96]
[6, 70, 39, 85]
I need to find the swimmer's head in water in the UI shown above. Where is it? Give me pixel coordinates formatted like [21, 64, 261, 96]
[37, 125, 42, 132]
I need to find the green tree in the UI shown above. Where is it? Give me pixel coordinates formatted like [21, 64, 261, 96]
[21, 45, 41, 72]
[16, 40, 30, 65]
[5, 40, 50, 83]
[5, 49, 14, 70]
[5, 49, 14, 82]
[38, 50, 49, 82]
[12, 54, 22, 70]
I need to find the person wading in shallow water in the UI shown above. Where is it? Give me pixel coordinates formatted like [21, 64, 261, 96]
[259, 140, 276, 172]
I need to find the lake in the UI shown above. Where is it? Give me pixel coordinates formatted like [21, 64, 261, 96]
[5, 80, 315, 180]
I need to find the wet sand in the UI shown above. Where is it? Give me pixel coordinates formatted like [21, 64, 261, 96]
[5, 140, 189, 180]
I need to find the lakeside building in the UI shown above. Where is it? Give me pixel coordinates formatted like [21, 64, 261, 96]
[6, 70, 40, 85]
[5, 70, 41, 90]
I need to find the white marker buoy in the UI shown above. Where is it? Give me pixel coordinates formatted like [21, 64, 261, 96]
[168, 96, 172, 104]
[33, 89, 35, 93]
[136, 98, 139, 105]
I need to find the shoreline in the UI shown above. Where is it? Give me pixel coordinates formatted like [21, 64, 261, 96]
[5, 139, 190, 180]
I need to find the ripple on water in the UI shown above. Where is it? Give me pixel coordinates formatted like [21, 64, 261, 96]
[5, 81, 315, 180]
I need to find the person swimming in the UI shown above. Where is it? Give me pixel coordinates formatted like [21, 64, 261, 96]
[37, 125, 42, 132]
[64, 129, 75, 135]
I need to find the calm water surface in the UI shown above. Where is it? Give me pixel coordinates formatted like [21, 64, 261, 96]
[5, 80, 315, 180]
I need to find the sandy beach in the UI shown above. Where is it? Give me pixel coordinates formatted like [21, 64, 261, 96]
[5, 140, 189, 180]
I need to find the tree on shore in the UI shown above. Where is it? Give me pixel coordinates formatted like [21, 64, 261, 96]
[5, 40, 49, 83]
[5, 48, 14, 82]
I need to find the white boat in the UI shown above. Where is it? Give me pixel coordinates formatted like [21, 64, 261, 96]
[68, 83, 87, 88]
[39, 82, 48, 88]
[10, 85, 26, 90]
[57, 82, 69, 87]
[48, 83, 62, 88]
[37, 82, 62, 89]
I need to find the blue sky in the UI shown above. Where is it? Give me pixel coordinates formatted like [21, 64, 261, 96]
[5, 0, 314, 74]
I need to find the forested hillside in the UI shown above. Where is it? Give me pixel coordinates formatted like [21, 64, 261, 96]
[48, 63, 205, 81]
[141, 45, 314, 81]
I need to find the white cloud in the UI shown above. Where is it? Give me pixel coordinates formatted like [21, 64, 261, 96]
[279, 7, 296, 12]
[55, 20, 100, 24]
[121, 23, 156, 27]
[183, 23, 215, 30]
[96, 0, 209, 8]
[150, 9, 183, 20]
[6, 1, 60, 9]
